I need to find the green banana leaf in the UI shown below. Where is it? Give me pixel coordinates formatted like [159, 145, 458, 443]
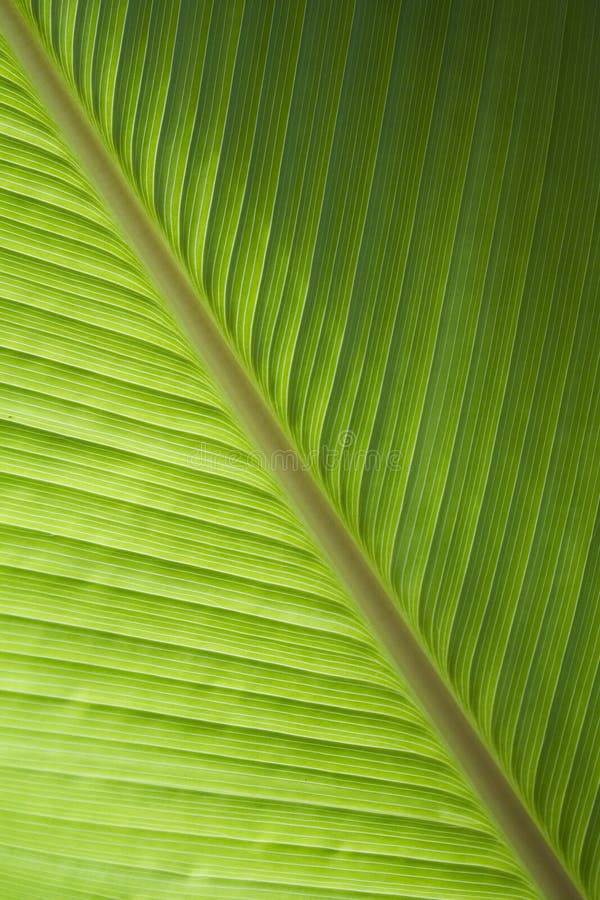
[0, 0, 597, 897]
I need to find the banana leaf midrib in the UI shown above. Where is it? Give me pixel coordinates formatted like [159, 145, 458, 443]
[0, 1, 585, 897]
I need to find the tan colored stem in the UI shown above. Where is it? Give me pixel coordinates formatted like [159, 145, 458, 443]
[0, 1, 583, 897]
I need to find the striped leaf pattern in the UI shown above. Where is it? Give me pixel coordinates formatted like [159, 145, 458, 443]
[0, 33, 541, 899]
[1, 0, 599, 896]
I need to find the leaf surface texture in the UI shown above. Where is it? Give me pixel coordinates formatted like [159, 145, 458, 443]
[0, 0, 598, 897]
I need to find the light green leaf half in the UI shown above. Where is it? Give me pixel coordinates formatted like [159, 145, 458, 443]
[0, 0, 598, 898]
